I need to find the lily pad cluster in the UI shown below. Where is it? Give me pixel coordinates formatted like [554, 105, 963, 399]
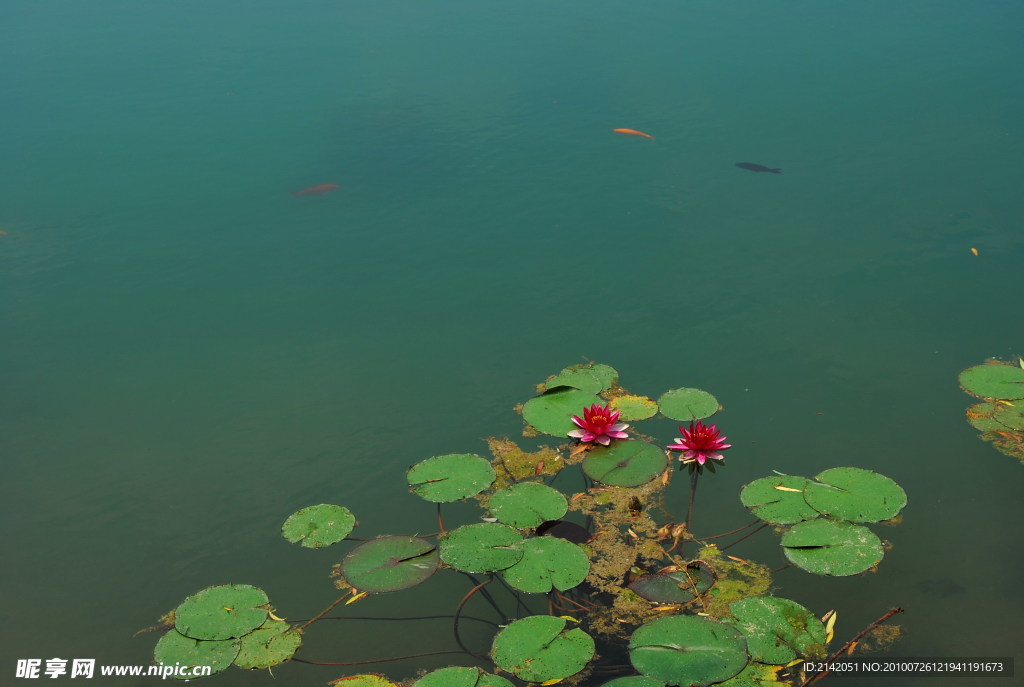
[959, 359, 1024, 464]
[151, 362, 907, 686]
[740, 468, 906, 575]
[154, 584, 300, 679]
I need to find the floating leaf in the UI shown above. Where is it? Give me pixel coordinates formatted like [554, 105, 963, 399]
[174, 584, 269, 641]
[802, 468, 906, 523]
[965, 402, 1003, 431]
[522, 388, 604, 436]
[599, 678, 666, 687]
[657, 388, 721, 421]
[488, 483, 568, 529]
[535, 520, 591, 544]
[717, 662, 789, 686]
[781, 520, 883, 576]
[629, 561, 715, 603]
[629, 615, 747, 686]
[329, 676, 399, 687]
[153, 630, 238, 679]
[407, 454, 495, 503]
[959, 363, 1024, 400]
[609, 394, 660, 421]
[501, 537, 590, 593]
[439, 523, 524, 572]
[740, 476, 818, 524]
[544, 363, 619, 393]
[491, 615, 595, 683]
[729, 596, 826, 665]
[412, 666, 515, 687]
[993, 404, 1024, 431]
[281, 504, 356, 548]
[233, 620, 302, 669]
[341, 536, 439, 592]
[583, 441, 667, 487]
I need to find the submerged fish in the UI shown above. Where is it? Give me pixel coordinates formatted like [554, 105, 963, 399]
[613, 128, 655, 140]
[736, 162, 781, 174]
[292, 184, 339, 197]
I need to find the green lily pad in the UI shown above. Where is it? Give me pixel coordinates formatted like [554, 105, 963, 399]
[739, 476, 818, 524]
[629, 561, 715, 604]
[328, 676, 399, 687]
[583, 441, 667, 487]
[729, 596, 826, 665]
[174, 584, 269, 641]
[488, 483, 568, 529]
[491, 615, 595, 683]
[657, 388, 721, 421]
[281, 504, 356, 548]
[781, 519, 883, 576]
[717, 662, 789, 686]
[522, 388, 604, 436]
[629, 615, 748, 686]
[153, 630, 239, 679]
[959, 363, 1024, 400]
[993, 404, 1024, 431]
[609, 394, 660, 421]
[233, 620, 302, 669]
[341, 536, 439, 592]
[439, 523, 524, 572]
[407, 454, 495, 503]
[600, 678, 666, 687]
[544, 363, 619, 393]
[501, 536, 590, 593]
[803, 468, 906, 523]
[966, 402, 1003, 431]
[412, 666, 515, 687]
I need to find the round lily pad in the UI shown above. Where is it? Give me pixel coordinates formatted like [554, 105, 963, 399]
[491, 615, 595, 683]
[341, 536, 439, 592]
[629, 615, 748, 686]
[439, 523, 524, 572]
[609, 394, 660, 421]
[174, 584, 269, 641]
[233, 620, 302, 669]
[153, 629, 239, 679]
[281, 504, 356, 548]
[412, 666, 515, 687]
[993, 404, 1024, 431]
[966, 402, 1004, 431]
[629, 562, 715, 604]
[729, 596, 826, 665]
[803, 468, 906, 523]
[501, 537, 590, 593]
[657, 388, 721, 421]
[328, 676, 398, 687]
[583, 441, 667, 487]
[407, 454, 495, 503]
[544, 363, 619, 393]
[488, 483, 568, 529]
[781, 519, 883, 576]
[600, 678, 666, 687]
[959, 363, 1024, 400]
[740, 476, 818, 524]
[522, 388, 604, 436]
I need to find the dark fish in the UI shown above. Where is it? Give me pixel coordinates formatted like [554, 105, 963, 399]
[736, 162, 782, 174]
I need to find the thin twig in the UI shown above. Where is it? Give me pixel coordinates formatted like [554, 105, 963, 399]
[436, 503, 445, 533]
[294, 593, 349, 632]
[460, 572, 508, 622]
[693, 518, 762, 541]
[453, 577, 492, 660]
[800, 607, 905, 686]
[720, 522, 770, 551]
[291, 650, 468, 667]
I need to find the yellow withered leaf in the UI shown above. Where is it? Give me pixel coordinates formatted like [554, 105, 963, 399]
[846, 641, 858, 655]
[345, 591, 368, 605]
[268, 610, 286, 622]
[558, 615, 580, 623]
[540, 679, 564, 686]
[652, 605, 680, 611]
[726, 555, 750, 565]
[773, 485, 803, 492]
[970, 247, 979, 256]
[822, 609, 837, 643]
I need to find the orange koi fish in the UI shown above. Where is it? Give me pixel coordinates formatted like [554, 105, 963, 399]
[292, 184, 339, 197]
[613, 128, 654, 140]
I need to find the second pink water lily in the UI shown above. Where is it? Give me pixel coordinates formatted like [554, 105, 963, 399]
[568, 403, 629, 446]
[667, 420, 731, 466]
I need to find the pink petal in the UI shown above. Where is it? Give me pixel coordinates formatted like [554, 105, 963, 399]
[568, 429, 585, 438]
[597, 435, 611, 446]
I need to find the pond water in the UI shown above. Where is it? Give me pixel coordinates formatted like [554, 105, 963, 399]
[2, 2, 1021, 686]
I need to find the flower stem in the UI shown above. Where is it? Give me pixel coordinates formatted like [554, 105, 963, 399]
[684, 469, 700, 530]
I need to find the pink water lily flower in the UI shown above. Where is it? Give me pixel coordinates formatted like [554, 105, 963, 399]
[568, 403, 629, 446]
[667, 420, 731, 466]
